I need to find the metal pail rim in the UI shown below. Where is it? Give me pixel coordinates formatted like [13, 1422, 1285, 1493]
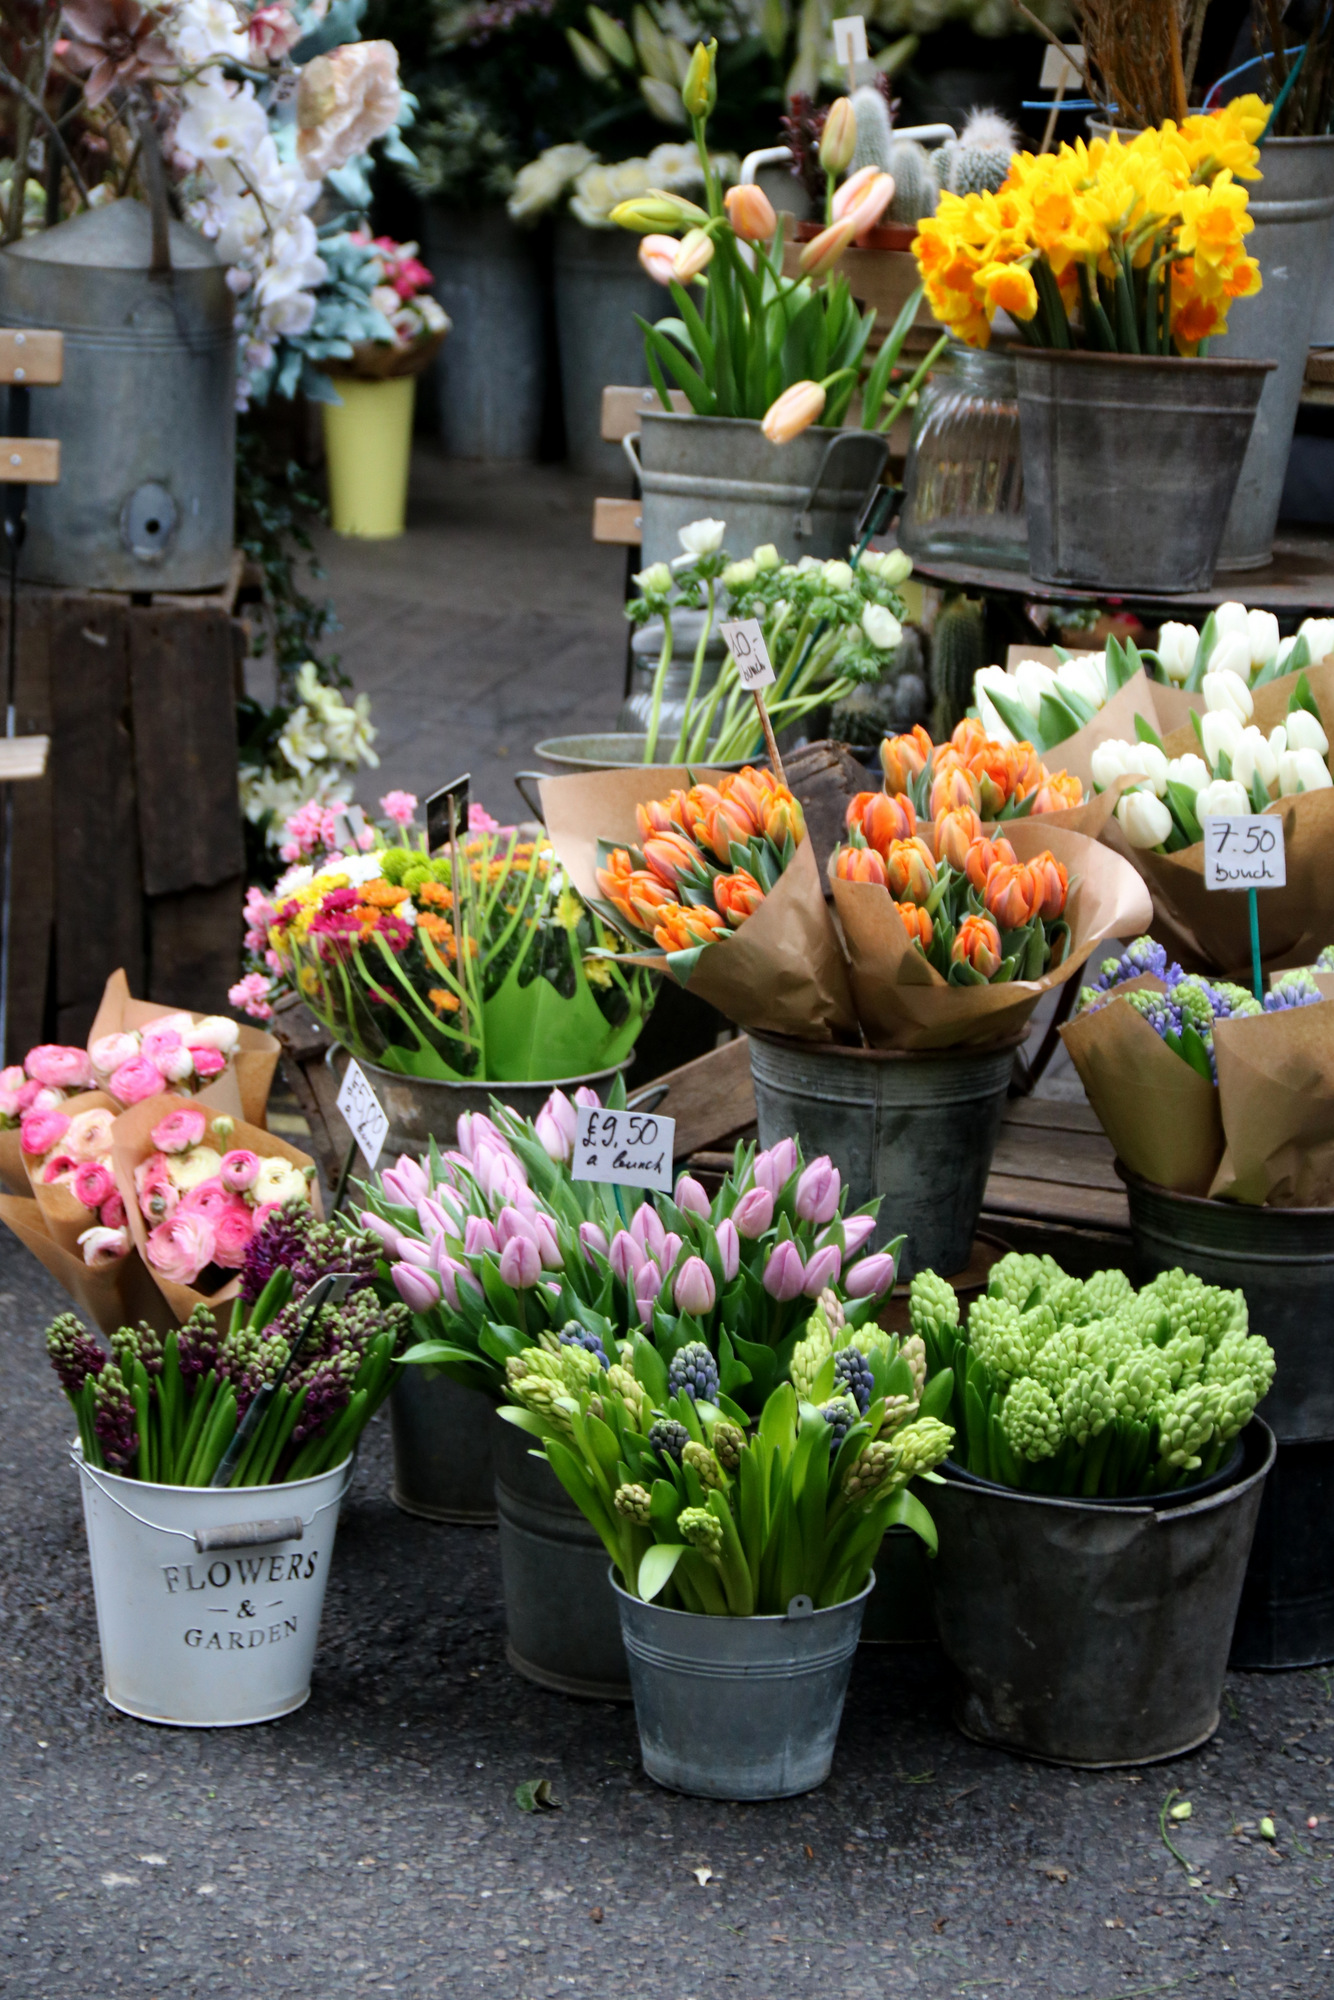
[937, 1418, 1274, 1523]
[609, 1566, 876, 1625]
[335, 1046, 633, 1095]
[1013, 347, 1276, 380]
[748, 1026, 1029, 1063]
[1117, 1160, 1334, 1220]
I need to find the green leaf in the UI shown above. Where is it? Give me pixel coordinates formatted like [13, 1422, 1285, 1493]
[918, 1368, 954, 1423]
[1178, 1021, 1216, 1083]
[638, 1543, 687, 1602]
[632, 1333, 670, 1405]
[987, 684, 1047, 751]
[514, 1778, 559, 1813]
[884, 1485, 939, 1554]
[1290, 669, 1322, 720]
[1186, 611, 1216, 690]
[1134, 712, 1167, 750]
[1165, 780, 1203, 847]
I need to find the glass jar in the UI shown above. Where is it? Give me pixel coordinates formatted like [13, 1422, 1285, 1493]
[898, 342, 1028, 571]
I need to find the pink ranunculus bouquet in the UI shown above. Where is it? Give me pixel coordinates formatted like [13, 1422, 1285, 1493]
[19, 1091, 129, 1266]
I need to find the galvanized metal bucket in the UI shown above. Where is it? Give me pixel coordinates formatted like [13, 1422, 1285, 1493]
[553, 216, 663, 478]
[0, 201, 235, 591]
[1211, 136, 1334, 570]
[1013, 348, 1271, 593]
[627, 412, 888, 570]
[1124, 1170, 1334, 1667]
[491, 1414, 630, 1700]
[532, 734, 744, 773]
[421, 202, 545, 461]
[613, 1572, 874, 1798]
[389, 1369, 496, 1525]
[74, 1446, 352, 1728]
[337, 1050, 628, 1163]
[929, 1421, 1274, 1767]
[748, 1030, 1022, 1280]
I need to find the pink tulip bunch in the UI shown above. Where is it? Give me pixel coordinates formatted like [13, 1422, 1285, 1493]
[363, 1090, 899, 1412]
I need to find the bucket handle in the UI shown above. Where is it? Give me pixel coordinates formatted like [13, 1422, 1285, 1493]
[786, 1594, 814, 1620]
[794, 431, 890, 540]
[621, 432, 643, 485]
[73, 1448, 354, 1545]
[513, 771, 547, 823]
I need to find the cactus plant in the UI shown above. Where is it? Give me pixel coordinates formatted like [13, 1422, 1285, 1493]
[849, 84, 895, 176]
[930, 593, 986, 738]
[886, 139, 939, 223]
[935, 110, 1018, 198]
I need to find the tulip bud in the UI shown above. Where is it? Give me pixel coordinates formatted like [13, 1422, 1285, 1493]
[674, 1254, 717, 1317]
[1115, 789, 1173, 850]
[579, 1220, 609, 1263]
[1201, 708, 1245, 770]
[1277, 747, 1333, 795]
[534, 1215, 564, 1270]
[673, 226, 715, 282]
[396, 1238, 434, 1271]
[762, 379, 826, 444]
[360, 1210, 402, 1256]
[752, 1139, 797, 1196]
[797, 216, 858, 277]
[1208, 632, 1252, 682]
[862, 602, 902, 651]
[819, 98, 857, 176]
[834, 169, 894, 237]
[1299, 615, 1334, 664]
[680, 37, 716, 118]
[464, 1215, 500, 1257]
[794, 1156, 840, 1225]
[951, 914, 1005, 979]
[835, 1214, 877, 1260]
[1155, 620, 1199, 684]
[1231, 725, 1279, 798]
[1166, 752, 1210, 793]
[392, 1261, 441, 1313]
[1247, 607, 1280, 669]
[1195, 777, 1251, 817]
[496, 1204, 539, 1249]
[802, 1244, 843, 1296]
[609, 1229, 647, 1286]
[1285, 706, 1330, 756]
[716, 1216, 740, 1281]
[674, 1173, 711, 1217]
[610, 191, 709, 233]
[630, 1201, 668, 1259]
[723, 181, 777, 243]
[381, 1155, 429, 1207]
[844, 1251, 896, 1300]
[830, 163, 877, 219]
[535, 1087, 578, 1163]
[762, 1239, 806, 1301]
[574, 1086, 601, 1109]
[499, 1234, 541, 1290]
[1203, 671, 1254, 723]
[733, 1185, 775, 1238]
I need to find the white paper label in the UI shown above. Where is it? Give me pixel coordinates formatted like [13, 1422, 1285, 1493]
[1040, 43, 1083, 89]
[832, 14, 869, 65]
[336, 1058, 390, 1171]
[1202, 814, 1286, 890]
[574, 1106, 676, 1192]
[721, 618, 775, 692]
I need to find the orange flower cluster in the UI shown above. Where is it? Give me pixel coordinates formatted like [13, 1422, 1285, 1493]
[597, 767, 805, 955]
[880, 717, 1083, 818]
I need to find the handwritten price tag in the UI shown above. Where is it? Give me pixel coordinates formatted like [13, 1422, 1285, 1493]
[1203, 814, 1286, 890]
[336, 1058, 390, 1172]
[573, 1106, 676, 1192]
[720, 619, 775, 692]
[832, 14, 869, 65]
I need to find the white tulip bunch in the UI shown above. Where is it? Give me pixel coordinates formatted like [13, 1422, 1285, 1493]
[1092, 671, 1332, 852]
[973, 634, 1144, 753]
[1152, 602, 1334, 692]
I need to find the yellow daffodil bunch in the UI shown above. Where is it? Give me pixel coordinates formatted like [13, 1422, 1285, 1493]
[914, 96, 1268, 357]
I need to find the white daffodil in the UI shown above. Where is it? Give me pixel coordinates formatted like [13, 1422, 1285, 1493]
[1195, 778, 1251, 818]
[1284, 706, 1330, 756]
[1115, 790, 1172, 849]
[1156, 621, 1199, 684]
[1203, 671, 1254, 722]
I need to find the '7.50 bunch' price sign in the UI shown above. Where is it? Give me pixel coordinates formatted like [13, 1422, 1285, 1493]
[574, 1106, 676, 1192]
[1202, 814, 1286, 891]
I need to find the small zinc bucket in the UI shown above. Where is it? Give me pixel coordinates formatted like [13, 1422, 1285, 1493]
[322, 374, 416, 538]
[612, 1573, 874, 1799]
[390, 1368, 496, 1525]
[74, 1446, 353, 1727]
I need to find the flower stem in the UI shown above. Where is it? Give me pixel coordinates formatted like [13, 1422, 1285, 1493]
[643, 607, 673, 764]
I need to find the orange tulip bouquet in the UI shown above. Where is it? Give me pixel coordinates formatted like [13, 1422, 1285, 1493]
[828, 722, 1154, 1049]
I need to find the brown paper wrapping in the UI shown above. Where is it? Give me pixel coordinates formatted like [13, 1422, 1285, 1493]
[0, 1194, 174, 1339]
[993, 658, 1175, 792]
[1100, 661, 1334, 976]
[1208, 1002, 1334, 1206]
[831, 821, 1154, 1051]
[89, 969, 280, 1128]
[110, 1094, 322, 1326]
[1151, 683, 1204, 737]
[21, 1089, 125, 1256]
[1059, 985, 1223, 1196]
[539, 766, 858, 1041]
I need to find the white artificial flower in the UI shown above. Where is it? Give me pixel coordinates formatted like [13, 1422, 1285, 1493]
[1231, 726, 1279, 797]
[277, 707, 329, 776]
[645, 143, 705, 190]
[174, 77, 271, 173]
[570, 157, 652, 227]
[507, 143, 597, 224]
[253, 214, 327, 338]
[1165, 752, 1210, 793]
[1298, 615, 1334, 664]
[166, 0, 249, 66]
[240, 768, 307, 826]
[1284, 707, 1330, 756]
[1201, 708, 1245, 770]
[320, 692, 379, 769]
[1207, 632, 1253, 681]
[677, 519, 726, 559]
[1278, 746, 1334, 795]
[1055, 652, 1107, 710]
[1196, 778, 1250, 818]
[972, 666, 1017, 744]
[1156, 620, 1199, 684]
[1013, 657, 1059, 719]
[862, 602, 902, 651]
[1247, 607, 1280, 669]
[1115, 790, 1172, 850]
[1203, 671, 1254, 723]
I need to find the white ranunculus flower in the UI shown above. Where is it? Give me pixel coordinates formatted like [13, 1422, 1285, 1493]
[1284, 706, 1330, 756]
[1196, 778, 1250, 817]
[822, 560, 854, 590]
[1115, 790, 1172, 850]
[167, 1146, 224, 1193]
[1247, 608, 1280, 669]
[1013, 657, 1059, 719]
[972, 666, 1017, 744]
[1166, 752, 1210, 793]
[189, 1016, 242, 1056]
[1201, 709, 1245, 770]
[1298, 615, 1334, 665]
[1278, 746, 1334, 795]
[1208, 632, 1253, 681]
[508, 143, 597, 224]
[1055, 652, 1107, 710]
[255, 1156, 311, 1206]
[862, 602, 902, 651]
[1156, 620, 1199, 684]
[1231, 726, 1279, 797]
[677, 518, 726, 559]
[1203, 671, 1254, 723]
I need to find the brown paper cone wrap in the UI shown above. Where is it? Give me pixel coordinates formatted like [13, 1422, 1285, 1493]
[1208, 1002, 1334, 1206]
[1099, 661, 1334, 976]
[831, 821, 1154, 1051]
[1059, 989, 1223, 1196]
[89, 969, 280, 1128]
[539, 767, 858, 1040]
[1151, 683, 1204, 737]
[993, 658, 1173, 792]
[110, 1095, 322, 1326]
[0, 1194, 174, 1339]
[0, 1127, 26, 1197]
[21, 1089, 124, 1257]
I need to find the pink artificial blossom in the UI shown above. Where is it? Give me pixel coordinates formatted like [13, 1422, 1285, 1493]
[150, 1106, 207, 1155]
[248, 2, 301, 60]
[380, 788, 418, 826]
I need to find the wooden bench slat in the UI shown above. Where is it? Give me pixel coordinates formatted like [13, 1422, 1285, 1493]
[636, 1036, 755, 1160]
[593, 496, 643, 546]
[0, 438, 58, 484]
[0, 330, 63, 386]
[600, 385, 690, 441]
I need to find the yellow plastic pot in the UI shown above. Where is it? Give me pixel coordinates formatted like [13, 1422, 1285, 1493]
[322, 374, 416, 538]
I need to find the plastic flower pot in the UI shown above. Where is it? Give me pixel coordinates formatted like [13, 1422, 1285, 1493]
[388, 1368, 496, 1525]
[321, 374, 416, 539]
[928, 1420, 1274, 1767]
[491, 1413, 630, 1701]
[612, 1572, 874, 1799]
[73, 1446, 352, 1727]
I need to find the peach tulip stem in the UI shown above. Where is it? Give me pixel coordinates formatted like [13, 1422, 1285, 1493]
[691, 113, 722, 219]
[644, 606, 673, 764]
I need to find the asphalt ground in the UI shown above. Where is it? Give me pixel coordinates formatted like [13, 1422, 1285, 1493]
[3, 1229, 1331, 1999]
